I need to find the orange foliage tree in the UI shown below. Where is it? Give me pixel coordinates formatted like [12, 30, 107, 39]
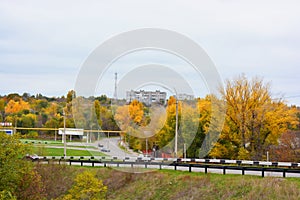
[5, 99, 30, 114]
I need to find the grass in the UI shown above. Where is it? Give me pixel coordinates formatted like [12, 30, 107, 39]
[21, 139, 62, 145]
[34, 164, 300, 200]
[37, 143, 97, 149]
[90, 168, 300, 200]
[33, 146, 106, 157]
[21, 139, 98, 149]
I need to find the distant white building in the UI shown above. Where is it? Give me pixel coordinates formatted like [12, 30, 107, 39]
[175, 93, 194, 101]
[126, 90, 167, 106]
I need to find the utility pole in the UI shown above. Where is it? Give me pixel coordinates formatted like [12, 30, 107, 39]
[63, 109, 67, 158]
[175, 95, 178, 158]
[55, 127, 57, 141]
[14, 116, 17, 135]
[146, 138, 148, 156]
[114, 72, 118, 102]
[184, 143, 186, 160]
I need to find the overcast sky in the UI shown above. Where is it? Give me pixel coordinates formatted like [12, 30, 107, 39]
[0, 0, 300, 105]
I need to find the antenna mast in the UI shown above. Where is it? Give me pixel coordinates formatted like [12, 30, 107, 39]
[113, 72, 118, 101]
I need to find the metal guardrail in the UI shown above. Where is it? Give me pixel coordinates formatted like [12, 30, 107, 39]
[37, 156, 300, 167]
[34, 156, 300, 178]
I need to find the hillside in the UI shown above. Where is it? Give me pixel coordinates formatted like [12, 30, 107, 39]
[40, 165, 300, 200]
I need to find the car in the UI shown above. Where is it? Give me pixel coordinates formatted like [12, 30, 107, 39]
[138, 154, 151, 158]
[137, 154, 152, 161]
[24, 154, 40, 161]
[100, 148, 110, 152]
[138, 154, 144, 158]
[98, 143, 104, 147]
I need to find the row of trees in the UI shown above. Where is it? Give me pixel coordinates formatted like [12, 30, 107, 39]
[0, 91, 119, 136]
[0, 75, 299, 160]
[113, 75, 299, 160]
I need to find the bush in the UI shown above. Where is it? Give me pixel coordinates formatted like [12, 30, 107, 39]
[26, 131, 39, 139]
[61, 171, 107, 200]
[0, 190, 17, 200]
[0, 132, 33, 197]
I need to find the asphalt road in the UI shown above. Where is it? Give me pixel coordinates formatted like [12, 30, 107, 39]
[63, 161, 300, 178]
[97, 137, 139, 157]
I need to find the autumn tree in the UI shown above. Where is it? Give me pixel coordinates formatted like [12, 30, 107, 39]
[66, 90, 76, 103]
[5, 99, 30, 114]
[269, 131, 300, 162]
[44, 103, 62, 130]
[62, 171, 107, 200]
[128, 99, 145, 125]
[72, 96, 96, 130]
[183, 97, 211, 158]
[155, 96, 181, 154]
[114, 100, 151, 151]
[94, 100, 118, 131]
[211, 75, 298, 160]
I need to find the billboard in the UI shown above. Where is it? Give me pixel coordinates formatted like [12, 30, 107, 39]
[58, 128, 84, 136]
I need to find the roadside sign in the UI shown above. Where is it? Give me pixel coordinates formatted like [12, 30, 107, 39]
[0, 129, 14, 135]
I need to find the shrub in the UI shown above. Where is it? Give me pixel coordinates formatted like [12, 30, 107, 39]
[62, 171, 107, 200]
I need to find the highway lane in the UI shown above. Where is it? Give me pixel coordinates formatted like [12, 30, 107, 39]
[97, 137, 139, 158]
[63, 137, 139, 157]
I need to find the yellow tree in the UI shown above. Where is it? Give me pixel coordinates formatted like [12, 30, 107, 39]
[62, 171, 107, 200]
[212, 75, 298, 160]
[5, 99, 30, 114]
[114, 105, 130, 129]
[128, 99, 145, 125]
[197, 95, 226, 158]
[114, 100, 147, 150]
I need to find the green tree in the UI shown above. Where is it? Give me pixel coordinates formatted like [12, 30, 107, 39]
[62, 171, 107, 200]
[0, 132, 32, 198]
[67, 90, 76, 103]
[18, 114, 37, 134]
